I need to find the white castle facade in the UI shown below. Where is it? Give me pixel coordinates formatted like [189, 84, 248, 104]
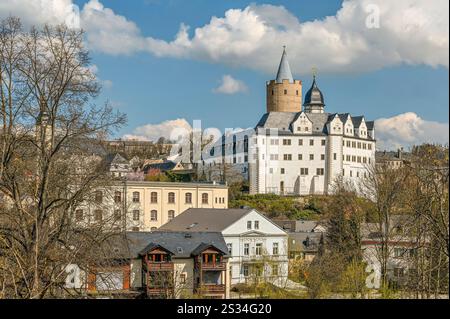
[199, 49, 376, 195]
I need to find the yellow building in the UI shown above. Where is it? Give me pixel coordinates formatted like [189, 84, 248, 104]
[74, 181, 228, 232]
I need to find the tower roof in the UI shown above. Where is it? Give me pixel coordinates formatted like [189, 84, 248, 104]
[304, 75, 325, 106]
[275, 47, 294, 83]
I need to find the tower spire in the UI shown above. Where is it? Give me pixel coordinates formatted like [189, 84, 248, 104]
[275, 46, 294, 83]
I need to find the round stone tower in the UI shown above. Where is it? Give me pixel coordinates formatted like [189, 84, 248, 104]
[266, 47, 302, 113]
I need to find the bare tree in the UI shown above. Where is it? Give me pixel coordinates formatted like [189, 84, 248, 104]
[0, 18, 126, 299]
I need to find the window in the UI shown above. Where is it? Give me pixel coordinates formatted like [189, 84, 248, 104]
[114, 191, 122, 203]
[180, 273, 187, 284]
[114, 209, 121, 221]
[227, 243, 232, 255]
[321, 139, 326, 146]
[333, 153, 337, 160]
[368, 144, 373, 150]
[247, 221, 252, 230]
[296, 90, 299, 96]
[270, 139, 279, 145]
[254, 221, 259, 230]
[316, 168, 325, 176]
[300, 168, 309, 175]
[94, 210, 102, 222]
[270, 154, 278, 160]
[298, 154, 303, 160]
[94, 191, 103, 203]
[168, 192, 175, 203]
[243, 265, 249, 277]
[298, 139, 303, 146]
[280, 168, 285, 174]
[273, 243, 279, 255]
[75, 209, 84, 222]
[150, 210, 158, 221]
[309, 154, 314, 161]
[185, 192, 192, 204]
[297, 126, 301, 132]
[255, 243, 263, 256]
[133, 210, 140, 221]
[284, 89, 287, 95]
[305, 127, 309, 132]
[283, 154, 292, 161]
[272, 265, 279, 276]
[321, 154, 325, 160]
[282, 139, 291, 145]
[244, 243, 250, 256]
[309, 139, 314, 146]
[132, 192, 140, 203]
[202, 193, 209, 204]
[150, 192, 158, 203]
[168, 210, 175, 220]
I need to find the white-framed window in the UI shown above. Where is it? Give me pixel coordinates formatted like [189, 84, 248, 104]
[255, 243, 263, 256]
[132, 210, 140, 221]
[244, 243, 250, 256]
[254, 221, 259, 230]
[273, 242, 279, 255]
[168, 210, 175, 221]
[150, 210, 158, 221]
[247, 221, 252, 229]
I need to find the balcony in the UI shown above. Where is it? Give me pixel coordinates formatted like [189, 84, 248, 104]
[196, 284, 226, 294]
[197, 262, 226, 271]
[145, 262, 174, 271]
[146, 287, 174, 297]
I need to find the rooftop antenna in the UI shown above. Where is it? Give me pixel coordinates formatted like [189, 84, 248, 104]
[311, 66, 318, 79]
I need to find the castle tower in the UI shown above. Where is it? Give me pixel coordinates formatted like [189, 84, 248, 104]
[266, 47, 302, 113]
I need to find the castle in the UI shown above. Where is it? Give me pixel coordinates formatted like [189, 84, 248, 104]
[200, 48, 376, 195]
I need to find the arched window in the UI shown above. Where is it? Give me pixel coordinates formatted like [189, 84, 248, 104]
[202, 193, 209, 204]
[132, 192, 140, 203]
[168, 192, 175, 203]
[150, 192, 158, 203]
[185, 193, 192, 204]
[168, 210, 175, 221]
[151, 210, 158, 221]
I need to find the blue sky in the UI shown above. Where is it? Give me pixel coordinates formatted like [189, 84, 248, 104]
[1, 0, 449, 149]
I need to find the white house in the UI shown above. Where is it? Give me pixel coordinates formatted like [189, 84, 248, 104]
[159, 208, 289, 286]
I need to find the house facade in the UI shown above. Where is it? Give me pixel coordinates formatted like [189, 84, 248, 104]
[73, 181, 228, 232]
[199, 48, 376, 195]
[82, 231, 231, 299]
[159, 208, 289, 286]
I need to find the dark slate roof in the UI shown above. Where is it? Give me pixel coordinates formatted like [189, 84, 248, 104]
[289, 232, 323, 252]
[143, 160, 177, 172]
[366, 121, 375, 130]
[303, 77, 325, 106]
[352, 116, 364, 128]
[338, 113, 350, 123]
[159, 208, 254, 232]
[126, 231, 229, 259]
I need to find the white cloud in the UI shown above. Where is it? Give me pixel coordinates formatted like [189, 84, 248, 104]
[213, 75, 248, 94]
[123, 119, 192, 142]
[2, 0, 447, 74]
[375, 112, 449, 150]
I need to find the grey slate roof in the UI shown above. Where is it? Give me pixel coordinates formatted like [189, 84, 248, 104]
[126, 231, 229, 259]
[105, 153, 129, 165]
[275, 48, 294, 83]
[143, 160, 177, 172]
[159, 208, 254, 232]
[295, 220, 320, 233]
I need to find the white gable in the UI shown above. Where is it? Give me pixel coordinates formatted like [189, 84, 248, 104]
[291, 112, 313, 134]
[222, 209, 287, 236]
[327, 115, 343, 135]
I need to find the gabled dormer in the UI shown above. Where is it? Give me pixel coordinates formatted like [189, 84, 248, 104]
[291, 112, 313, 134]
[352, 116, 368, 139]
[339, 114, 354, 137]
[326, 114, 343, 135]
